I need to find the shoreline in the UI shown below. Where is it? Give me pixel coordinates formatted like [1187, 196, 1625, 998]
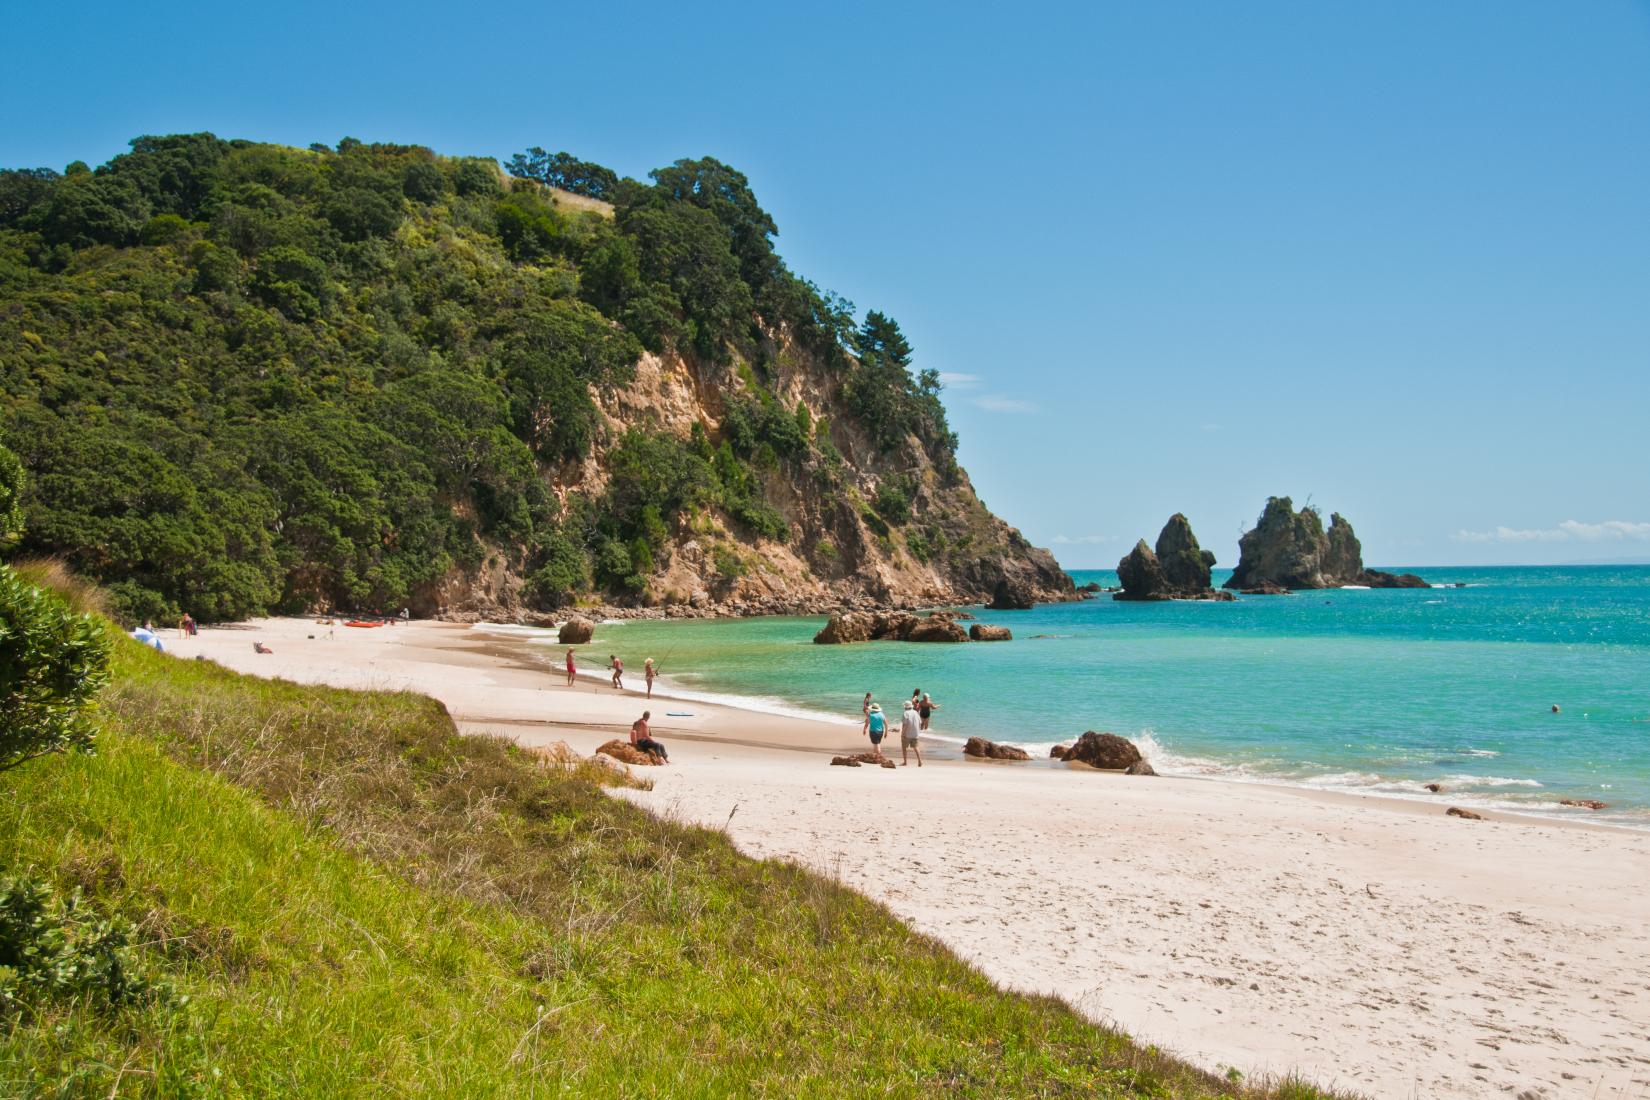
[161, 617, 1650, 1096]
[471, 618, 1650, 835]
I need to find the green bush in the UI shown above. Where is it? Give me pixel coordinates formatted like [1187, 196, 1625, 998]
[0, 872, 164, 1014]
[872, 475, 914, 527]
[0, 565, 111, 772]
[0, 438, 22, 548]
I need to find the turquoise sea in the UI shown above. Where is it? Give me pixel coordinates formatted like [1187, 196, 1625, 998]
[499, 566, 1650, 827]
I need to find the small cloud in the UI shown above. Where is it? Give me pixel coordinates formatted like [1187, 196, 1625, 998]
[1050, 534, 1115, 545]
[972, 394, 1038, 414]
[1450, 520, 1650, 544]
[937, 372, 982, 390]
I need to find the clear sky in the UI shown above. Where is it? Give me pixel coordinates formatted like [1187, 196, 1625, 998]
[5, 1, 1647, 567]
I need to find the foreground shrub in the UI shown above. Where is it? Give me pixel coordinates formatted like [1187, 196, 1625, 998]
[0, 872, 165, 1014]
[0, 564, 111, 772]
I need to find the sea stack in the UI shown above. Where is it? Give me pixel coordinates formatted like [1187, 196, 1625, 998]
[1224, 498, 1426, 590]
[1116, 514, 1230, 600]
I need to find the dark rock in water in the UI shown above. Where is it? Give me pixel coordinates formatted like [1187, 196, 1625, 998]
[1061, 731, 1144, 770]
[963, 736, 1030, 761]
[814, 609, 926, 643]
[969, 623, 1012, 641]
[907, 617, 969, 643]
[1225, 498, 1427, 590]
[987, 576, 1036, 610]
[1446, 806, 1484, 820]
[814, 612, 871, 644]
[1079, 581, 1103, 593]
[1050, 744, 1070, 760]
[1559, 799, 1608, 810]
[1117, 514, 1226, 601]
[558, 617, 594, 644]
[1424, 782, 1445, 793]
[1240, 582, 1290, 596]
[1359, 569, 1430, 589]
[1156, 513, 1217, 593]
[1323, 512, 1364, 586]
[1115, 539, 1171, 601]
[1124, 760, 1158, 776]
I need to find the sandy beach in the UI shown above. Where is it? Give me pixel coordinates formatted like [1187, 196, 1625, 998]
[170, 617, 1650, 1098]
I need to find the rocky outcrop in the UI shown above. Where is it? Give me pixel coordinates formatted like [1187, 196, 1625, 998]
[831, 752, 895, 768]
[1225, 499, 1426, 590]
[814, 609, 990, 644]
[1115, 540, 1170, 600]
[1050, 744, 1070, 760]
[986, 576, 1036, 610]
[1124, 760, 1158, 776]
[1060, 731, 1144, 770]
[1116, 514, 1227, 601]
[963, 737, 1031, 761]
[595, 739, 663, 766]
[1240, 582, 1290, 596]
[1360, 569, 1429, 588]
[969, 624, 1012, 641]
[908, 617, 968, 643]
[558, 618, 594, 644]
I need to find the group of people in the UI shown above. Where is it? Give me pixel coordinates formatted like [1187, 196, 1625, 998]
[561, 648, 659, 698]
[862, 689, 940, 767]
[559, 646, 670, 762]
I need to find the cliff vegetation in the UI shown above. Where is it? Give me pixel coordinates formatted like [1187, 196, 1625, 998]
[0, 136, 1067, 623]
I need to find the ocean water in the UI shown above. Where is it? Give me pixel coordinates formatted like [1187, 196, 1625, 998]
[490, 566, 1650, 827]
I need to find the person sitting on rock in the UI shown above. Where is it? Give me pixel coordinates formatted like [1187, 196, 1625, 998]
[630, 711, 669, 763]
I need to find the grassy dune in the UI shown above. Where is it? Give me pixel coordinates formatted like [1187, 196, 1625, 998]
[1, 639, 1344, 1098]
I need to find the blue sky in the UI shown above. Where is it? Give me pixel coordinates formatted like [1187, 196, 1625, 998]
[5, 1, 1647, 566]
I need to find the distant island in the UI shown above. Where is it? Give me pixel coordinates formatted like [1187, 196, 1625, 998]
[1224, 497, 1427, 592]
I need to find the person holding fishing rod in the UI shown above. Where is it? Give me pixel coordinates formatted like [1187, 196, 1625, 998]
[644, 657, 657, 699]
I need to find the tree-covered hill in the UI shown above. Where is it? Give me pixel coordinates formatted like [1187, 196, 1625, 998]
[0, 135, 1068, 623]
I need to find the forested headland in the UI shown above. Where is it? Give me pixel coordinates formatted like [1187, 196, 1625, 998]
[0, 135, 1067, 623]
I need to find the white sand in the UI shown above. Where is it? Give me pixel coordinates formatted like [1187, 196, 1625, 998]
[170, 617, 1650, 1098]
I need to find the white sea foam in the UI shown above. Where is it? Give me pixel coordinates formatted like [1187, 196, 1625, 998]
[1441, 774, 1543, 788]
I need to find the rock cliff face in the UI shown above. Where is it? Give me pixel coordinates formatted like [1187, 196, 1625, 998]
[1224, 498, 1426, 590]
[437, 331, 1073, 621]
[1116, 514, 1228, 601]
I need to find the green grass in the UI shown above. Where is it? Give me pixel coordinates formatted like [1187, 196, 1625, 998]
[1, 639, 1352, 1098]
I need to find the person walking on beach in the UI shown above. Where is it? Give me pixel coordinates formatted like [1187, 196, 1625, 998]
[644, 658, 656, 699]
[919, 692, 939, 731]
[630, 710, 669, 763]
[565, 647, 577, 686]
[609, 654, 624, 691]
[900, 700, 924, 767]
[866, 703, 887, 760]
[861, 692, 873, 736]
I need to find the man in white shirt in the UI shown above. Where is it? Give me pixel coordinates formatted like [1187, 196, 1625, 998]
[899, 700, 924, 768]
